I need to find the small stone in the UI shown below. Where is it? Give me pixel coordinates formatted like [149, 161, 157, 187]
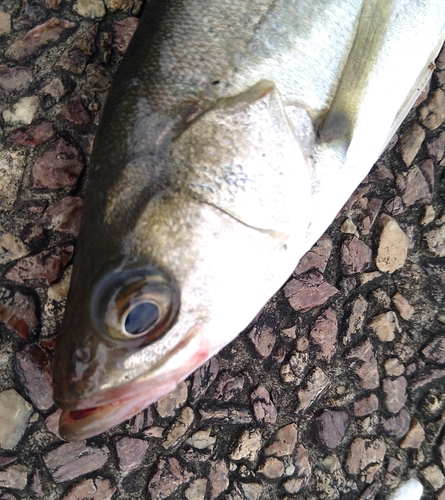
[156, 381, 188, 418]
[47, 268, 71, 302]
[187, 429, 216, 450]
[422, 337, 445, 364]
[369, 311, 401, 342]
[208, 460, 229, 500]
[30, 469, 43, 498]
[185, 479, 207, 500]
[213, 372, 244, 401]
[296, 367, 330, 413]
[0, 11, 11, 37]
[44, 197, 83, 236]
[376, 216, 410, 273]
[426, 129, 445, 162]
[280, 351, 309, 384]
[0, 389, 33, 449]
[383, 377, 407, 414]
[73, 0, 106, 18]
[251, 385, 277, 424]
[419, 88, 445, 130]
[0, 65, 33, 99]
[392, 293, 414, 320]
[387, 457, 402, 473]
[348, 339, 379, 390]
[381, 408, 411, 438]
[7, 121, 54, 146]
[309, 307, 338, 362]
[399, 123, 425, 166]
[0, 288, 37, 339]
[343, 295, 368, 344]
[315, 410, 349, 449]
[340, 218, 359, 236]
[248, 325, 276, 358]
[16, 338, 56, 411]
[6, 245, 73, 285]
[410, 369, 445, 393]
[0, 464, 27, 490]
[295, 235, 332, 274]
[115, 437, 149, 471]
[57, 24, 98, 74]
[264, 424, 298, 457]
[230, 428, 262, 462]
[400, 419, 425, 449]
[5, 18, 76, 61]
[345, 438, 386, 480]
[340, 235, 372, 275]
[385, 196, 404, 216]
[86, 63, 113, 91]
[60, 100, 91, 124]
[162, 406, 194, 449]
[127, 407, 153, 433]
[284, 271, 338, 312]
[61, 477, 116, 500]
[39, 78, 66, 105]
[258, 457, 284, 479]
[199, 407, 252, 424]
[43, 442, 109, 483]
[421, 464, 445, 489]
[424, 224, 445, 257]
[3, 96, 39, 125]
[190, 357, 219, 403]
[31, 138, 85, 189]
[421, 205, 436, 225]
[147, 457, 194, 500]
[384, 358, 404, 377]
[354, 394, 379, 416]
[396, 165, 431, 206]
[281, 326, 296, 338]
[113, 18, 139, 54]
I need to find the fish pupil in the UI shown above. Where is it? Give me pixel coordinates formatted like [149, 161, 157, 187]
[124, 301, 160, 335]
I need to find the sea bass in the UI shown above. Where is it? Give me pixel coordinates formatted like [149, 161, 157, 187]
[53, 0, 445, 440]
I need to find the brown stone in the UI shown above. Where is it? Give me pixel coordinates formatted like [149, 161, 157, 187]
[190, 357, 219, 403]
[280, 350, 309, 384]
[115, 437, 149, 471]
[424, 224, 445, 257]
[284, 271, 338, 312]
[345, 438, 386, 480]
[344, 295, 368, 344]
[32, 139, 84, 189]
[296, 367, 330, 413]
[382, 377, 407, 413]
[113, 18, 139, 54]
[248, 325, 276, 358]
[44, 442, 109, 483]
[396, 165, 431, 206]
[258, 457, 284, 479]
[340, 236, 372, 275]
[156, 380, 188, 418]
[309, 307, 338, 362]
[392, 292, 414, 320]
[7, 121, 55, 146]
[208, 460, 229, 500]
[369, 311, 401, 342]
[57, 24, 98, 74]
[5, 18, 76, 61]
[162, 407, 194, 449]
[419, 88, 445, 130]
[264, 424, 298, 457]
[61, 477, 116, 500]
[399, 123, 425, 166]
[384, 358, 404, 377]
[0, 464, 28, 490]
[6, 245, 73, 285]
[251, 386, 277, 424]
[60, 100, 91, 124]
[400, 418, 425, 449]
[348, 339, 379, 390]
[43, 196, 83, 236]
[294, 235, 332, 275]
[315, 410, 349, 449]
[230, 428, 262, 462]
[0, 65, 33, 99]
[354, 394, 379, 416]
[147, 457, 194, 500]
[421, 464, 445, 490]
[86, 63, 113, 91]
[427, 129, 445, 162]
[423, 337, 445, 364]
[376, 215, 409, 273]
[0, 289, 38, 339]
[213, 372, 244, 402]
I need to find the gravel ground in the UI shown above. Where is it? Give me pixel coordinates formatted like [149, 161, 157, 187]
[0, 1, 444, 499]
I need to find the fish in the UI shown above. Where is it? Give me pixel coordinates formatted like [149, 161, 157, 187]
[52, 0, 445, 441]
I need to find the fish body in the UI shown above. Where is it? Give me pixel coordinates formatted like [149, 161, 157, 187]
[53, 0, 445, 440]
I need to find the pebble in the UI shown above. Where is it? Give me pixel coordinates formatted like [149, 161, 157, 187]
[0, 289, 37, 339]
[0, 11, 11, 36]
[280, 351, 309, 385]
[0, 389, 33, 450]
[6, 245, 73, 285]
[3, 96, 39, 125]
[147, 457, 194, 500]
[400, 419, 425, 449]
[115, 437, 149, 471]
[186, 428, 216, 450]
[421, 464, 445, 490]
[208, 460, 229, 500]
[190, 357, 219, 403]
[0, 65, 33, 100]
[422, 337, 445, 364]
[284, 271, 338, 312]
[348, 339, 379, 390]
[0, 464, 28, 490]
[156, 380, 188, 418]
[308, 307, 337, 362]
[354, 394, 379, 416]
[264, 424, 298, 457]
[345, 438, 386, 482]
[15, 339, 55, 410]
[384, 358, 404, 377]
[248, 325, 276, 358]
[382, 377, 407, 413]
[315, 410, 349, 449]
[427, 129, 445, 163]
[60, 99, 91, 124]
[391, 292, 414, 320]
[257, 457, 284, 479]
[343, 295, 368, 344]
[424, 224, 445, 257]
[113, 18, 139, 55]
[419, 88, 445, 130]
[73, 0, 106, 18]
[5, 18, 76, 61]
[396, 165, 431, 206]
[43, 197, 83, 236]
[162, 406, 194, 449]
[399, 123, 425, 166]
[7, 121, 55, 146]
[421, 205, 436, 225]
[230, 428, 262, 462]
[251, 385, 277, 424]
[296, 367, 330, 414]
[185, 478, 207, 500]
[369, 311, 401, 342]
[61, 477, 116, 500]
[57, 24, 98, 74]
[294, 235, 332, 274]
[31, 138, 85, 189]
[376, 216, 410, 273]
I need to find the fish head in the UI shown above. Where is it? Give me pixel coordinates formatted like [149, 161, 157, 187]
[52, 82, 312, 440]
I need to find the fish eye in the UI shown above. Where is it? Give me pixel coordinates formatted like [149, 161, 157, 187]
[92, 268, 179, 345]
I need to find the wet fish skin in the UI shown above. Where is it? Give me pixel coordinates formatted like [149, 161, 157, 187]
[52, 0, 445, 440]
